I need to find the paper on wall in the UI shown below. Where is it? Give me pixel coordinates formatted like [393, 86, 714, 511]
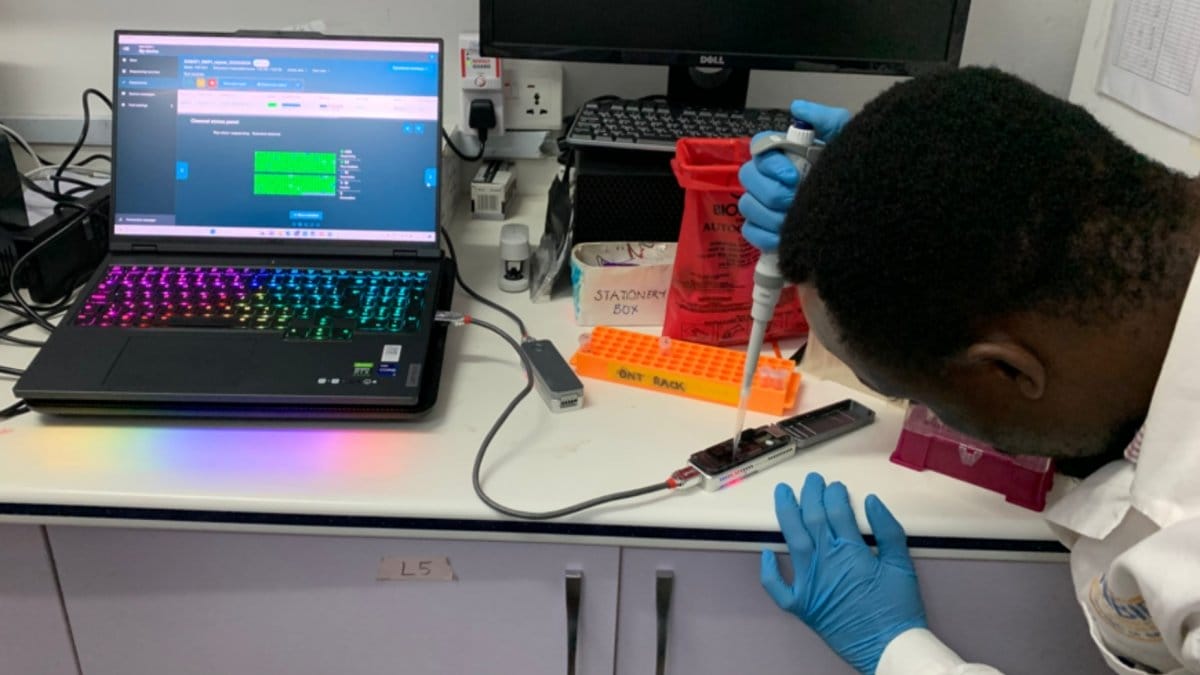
[1098, 0, 1200, 138]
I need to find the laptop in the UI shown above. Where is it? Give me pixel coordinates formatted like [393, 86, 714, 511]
[15, 30, 455, 419]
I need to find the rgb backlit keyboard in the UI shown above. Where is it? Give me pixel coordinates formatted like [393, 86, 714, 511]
[75, 265, 431, 340]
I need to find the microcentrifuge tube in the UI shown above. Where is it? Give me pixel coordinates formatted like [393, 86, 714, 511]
[763, 367, 786, 388]
[760, 367, 775, 387]
[761, 367, 777, 387]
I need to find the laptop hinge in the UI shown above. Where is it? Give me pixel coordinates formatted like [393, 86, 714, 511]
[396, 248, 439, 259]
[131, 244, 158, 253]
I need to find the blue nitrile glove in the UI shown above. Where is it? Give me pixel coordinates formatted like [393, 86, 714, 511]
[738, 100, 852, 252]
[761, 473, 927, 675]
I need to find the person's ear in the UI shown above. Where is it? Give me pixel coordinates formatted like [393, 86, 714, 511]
[964, 340, 1046, 400]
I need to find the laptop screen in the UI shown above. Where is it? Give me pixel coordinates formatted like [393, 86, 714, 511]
[111, 33, 441, 244]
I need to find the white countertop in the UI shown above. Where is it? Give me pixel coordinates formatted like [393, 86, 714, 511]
[0, 194, 1073, 555]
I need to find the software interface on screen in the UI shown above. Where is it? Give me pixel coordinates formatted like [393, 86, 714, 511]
[112, 34, 440, 243]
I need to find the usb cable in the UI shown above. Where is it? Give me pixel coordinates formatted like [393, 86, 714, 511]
[436, 310, 699, 520]
[439, 226, 528, 340]
[441, 226, 584, 413]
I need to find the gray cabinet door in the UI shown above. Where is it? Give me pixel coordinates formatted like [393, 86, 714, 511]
[49, 527, 619, 675]
[616, 547, 856, 675]
[915, 557, 1108, 673]
[0, 525, 77, 675]
[616, 548, 1109, 675]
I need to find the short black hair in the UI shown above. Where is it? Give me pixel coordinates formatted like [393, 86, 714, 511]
[780, 66, 1196, 371]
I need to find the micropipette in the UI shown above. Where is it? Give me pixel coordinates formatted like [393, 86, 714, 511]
[733, 119, 817, 456]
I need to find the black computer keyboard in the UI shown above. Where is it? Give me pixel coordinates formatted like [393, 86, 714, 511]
[75, 265, 431, 341]
[564, 98, 794, 152]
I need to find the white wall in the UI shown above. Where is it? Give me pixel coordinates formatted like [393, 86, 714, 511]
[0, 0, 1091, 126]
[1068, 0, 1200, 176]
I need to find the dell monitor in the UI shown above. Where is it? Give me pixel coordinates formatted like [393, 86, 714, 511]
[480, 0, 972, 108]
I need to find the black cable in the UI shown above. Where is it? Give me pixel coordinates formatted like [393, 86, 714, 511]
[0, 307, 67, 374]
[76, 153, 111, 166]
[35, 174, 100, 194]
[1, 317, 46, 346]
[54, 88, 112, 197]
[463, 316, 671, 520]
[0, 302, 69, 346]
[0, 295, 72, 318]
[0, 300, 36, 322]
[440, 225, 529, 339]
[1, 268, 74, 396]
[441, 127, 485, 162]
[20, 174, 79, 204]
[0, 302, 33, 322]
[64, 186, 95, 198]
[0, 400, 30, 419]
[0, 326, 47, 347]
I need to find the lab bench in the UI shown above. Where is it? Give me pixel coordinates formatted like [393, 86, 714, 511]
[0, 196, 1109, 674]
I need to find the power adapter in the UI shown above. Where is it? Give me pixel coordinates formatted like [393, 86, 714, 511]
[0, 137, 27, 228]
[0, 228, 17, 292]
[10, 185, 110, 302]
[521, 339, 584, 412]
[469, 99, 498, 143]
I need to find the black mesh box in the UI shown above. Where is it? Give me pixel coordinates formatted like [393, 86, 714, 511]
[571, 147, 684, 244]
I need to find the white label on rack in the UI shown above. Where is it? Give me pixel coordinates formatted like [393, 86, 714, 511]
[377, 556, 455, 582]
[381, 345, 402, 363]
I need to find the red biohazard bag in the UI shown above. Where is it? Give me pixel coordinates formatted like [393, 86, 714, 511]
[663, 138, 808, 346]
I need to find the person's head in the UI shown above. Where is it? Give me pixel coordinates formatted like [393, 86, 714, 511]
[779, 66, 1200, 460]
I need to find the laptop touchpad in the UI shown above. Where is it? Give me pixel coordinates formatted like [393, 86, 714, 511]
[104, 336, 256, 389]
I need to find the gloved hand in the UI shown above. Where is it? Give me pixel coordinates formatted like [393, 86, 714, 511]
[738, 100, 852, 252]
[761, 473, 927, 675]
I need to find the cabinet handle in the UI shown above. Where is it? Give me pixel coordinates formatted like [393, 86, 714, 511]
[565, 569, 583, 675]
[656, 570, 675, 675]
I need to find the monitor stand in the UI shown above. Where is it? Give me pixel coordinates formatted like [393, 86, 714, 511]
[666, 65, 750, 109]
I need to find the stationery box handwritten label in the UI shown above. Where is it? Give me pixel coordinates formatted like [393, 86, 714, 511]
[570, 242, 676, 327]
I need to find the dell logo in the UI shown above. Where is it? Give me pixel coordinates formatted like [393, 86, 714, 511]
[699, 55, 726, 66]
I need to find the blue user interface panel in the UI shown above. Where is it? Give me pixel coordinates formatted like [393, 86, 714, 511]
[113, 34, 440, 244]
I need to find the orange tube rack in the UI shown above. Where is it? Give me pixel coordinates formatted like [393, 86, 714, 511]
[569, 326, 801, 414]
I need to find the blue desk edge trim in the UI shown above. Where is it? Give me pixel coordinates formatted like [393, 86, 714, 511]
[0, 502, 1069, 553]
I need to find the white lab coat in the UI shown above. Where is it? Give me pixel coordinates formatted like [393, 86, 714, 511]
[878, 260, 1200, 675]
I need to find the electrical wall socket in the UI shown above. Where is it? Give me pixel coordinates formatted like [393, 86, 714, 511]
[459, 32, 505, 139]
[502, 61, 563, 131]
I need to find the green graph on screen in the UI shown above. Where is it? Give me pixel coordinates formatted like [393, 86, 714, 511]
[252, 151, 337, 196]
